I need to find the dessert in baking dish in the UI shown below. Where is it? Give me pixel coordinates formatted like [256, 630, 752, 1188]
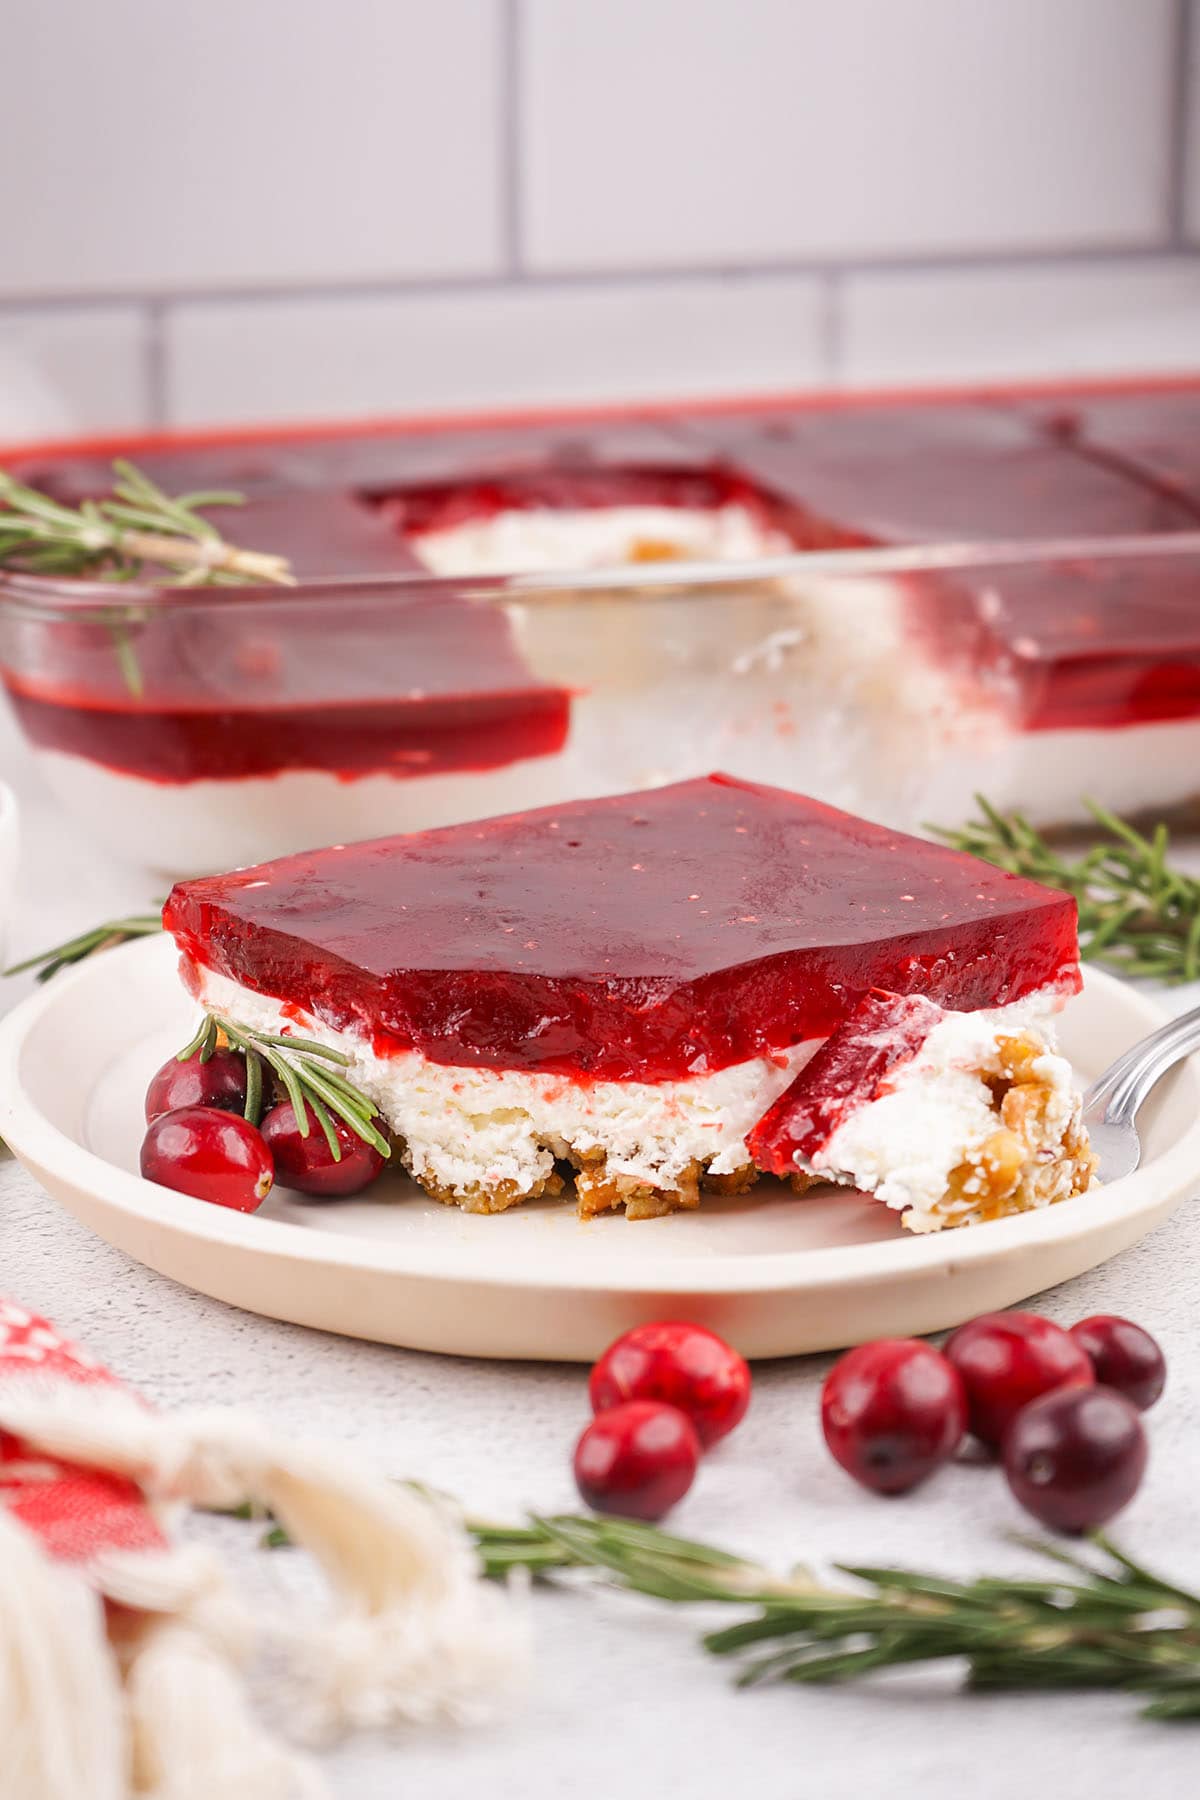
[164, 774, 1092, 1227]
[8, 385, 1200, 873]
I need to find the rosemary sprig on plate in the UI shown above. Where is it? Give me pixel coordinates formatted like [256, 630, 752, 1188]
[3, 912, 163, 983]
[934, 797, 1200, 983]
[179, 1012, 391, 1163]
[0, 459, 294, 590]
[242, 1505, 1200, 1721]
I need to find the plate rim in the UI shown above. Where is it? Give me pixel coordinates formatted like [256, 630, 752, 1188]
[1, 934, 1197, 1299]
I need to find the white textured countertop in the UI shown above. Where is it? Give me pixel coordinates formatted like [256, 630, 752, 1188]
[3, 707, 1200, 1799]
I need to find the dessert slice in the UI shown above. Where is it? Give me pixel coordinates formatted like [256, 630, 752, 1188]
[749, 991, 1096, 1233]
[163, 774, 1086, 1222]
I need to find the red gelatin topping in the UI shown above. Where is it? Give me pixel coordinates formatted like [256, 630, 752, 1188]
[6, 587, 569, 785]
[589, 1322, 751, 1449]
[821, 1339, 967, 1495]
[944, 1311, 1094, 1450]
[573, 1400, 700, 1521]
[164, 775, 1080, 1082]
[750, 989, 945, 1176]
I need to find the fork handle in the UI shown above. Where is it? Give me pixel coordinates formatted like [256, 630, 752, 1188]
[1083, 1000, 1200, 1123]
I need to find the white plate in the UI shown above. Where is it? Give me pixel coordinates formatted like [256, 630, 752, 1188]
[1, 935, 1197, 1361]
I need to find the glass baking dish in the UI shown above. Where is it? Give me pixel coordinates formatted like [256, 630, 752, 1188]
[4, 530, 1199, 875]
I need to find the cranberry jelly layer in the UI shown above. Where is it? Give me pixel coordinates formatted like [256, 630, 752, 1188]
[164, 774, 1080, 1082]
[369, 464, 823, 551]
[749, 992, 945, 1176]
[677, 404, 1197, 545]
[1014, 392, 1200, 520]
[959, 551, 1200, 732]
[6, 589, 569, 783]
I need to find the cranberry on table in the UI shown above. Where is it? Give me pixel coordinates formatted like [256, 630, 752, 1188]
[943, 1311, 1094, 1450]
[260, 1099, 387, 1197]
[1003, 1385, 1148, 1533]
[573, 1400, 700, 1521]
[589, 1321, 751, 1449]
[140, 1107, 273, 1213]
[144, 1047, 247, 1125]
[1069, 1315, 1166, 1413]
[821, 1338, 967, 1495]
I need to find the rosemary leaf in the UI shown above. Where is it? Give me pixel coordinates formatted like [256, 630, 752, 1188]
[4, 913, 163, 982]
[201, 1012, 390, 1161]
[243, 1049, 263, 1127]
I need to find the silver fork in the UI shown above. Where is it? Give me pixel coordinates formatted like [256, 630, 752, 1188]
[1082, 1001, 1200, 1181]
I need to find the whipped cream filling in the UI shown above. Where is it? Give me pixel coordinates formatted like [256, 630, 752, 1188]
[804, 991, 1082, 1233]
[411, 503, 793, 576]
[189, 963, 817, 1199]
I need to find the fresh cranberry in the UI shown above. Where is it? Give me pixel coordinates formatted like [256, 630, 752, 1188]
[141, 1107, 273, 1212]
[1068, 1316, 1166, 1413]
[821, 1339, 967, 1495]
[943, 1311, 1094, 1450]
[145, 1047, 247, 1125]
[589, 1322, 751, 1449]
[573, 1400, 700, 1521]
[260, 1100, 387, 1197]
[1004, 1385, 1148, 1533]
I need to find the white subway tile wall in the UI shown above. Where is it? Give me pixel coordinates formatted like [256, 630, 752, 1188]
[1187, 0, 1200, 239]
[0, 0, 1195, 435]
[842, 258, 1200, 386]
[522, 0, 1174, 267]
[0, 0, 502, 297]
[0, 310, 149, 438]
[166, 276, 827, 425]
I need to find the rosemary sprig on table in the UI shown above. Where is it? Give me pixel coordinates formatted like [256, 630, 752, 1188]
[934, 797, 1200, 983]
[240, 1506, 1200, 1721]
[0, 459, 294, 590]
[3, 912, 163, 982]
[179, 1012, 391, 1163]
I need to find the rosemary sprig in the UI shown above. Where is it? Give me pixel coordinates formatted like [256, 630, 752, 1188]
[934, 797, 1200, 983]
[0, 459, 295, 589]
[239, 1503, 1200, 1721]
[0, 458, 295, 697]
[180, 1012, 391, 1162]
[3, 912, 163, 983]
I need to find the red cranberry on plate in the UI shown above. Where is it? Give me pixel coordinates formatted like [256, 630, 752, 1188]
[943, 1311, 1094, 1450]
[821, 1338, 967, 1495]
[1003, 1385, 1148, 1533]
[145, 1047, 247, 1125]
[589, 1321, 751, 1449]
[140, 1106, 273, 1213]
[260, 1099, 387, 1197]
[1068, 1315, 1166, 1413]
[573, 1400, 700, 1521]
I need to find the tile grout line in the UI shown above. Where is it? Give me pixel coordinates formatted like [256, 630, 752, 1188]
[2, 244, 1199, 317]
[819, 270, 845, 386]
[499, 0, 524, 275]
[143, 299, 168, 430]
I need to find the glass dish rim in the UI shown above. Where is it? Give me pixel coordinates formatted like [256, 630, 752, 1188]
[3, 530, 1200, 616]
